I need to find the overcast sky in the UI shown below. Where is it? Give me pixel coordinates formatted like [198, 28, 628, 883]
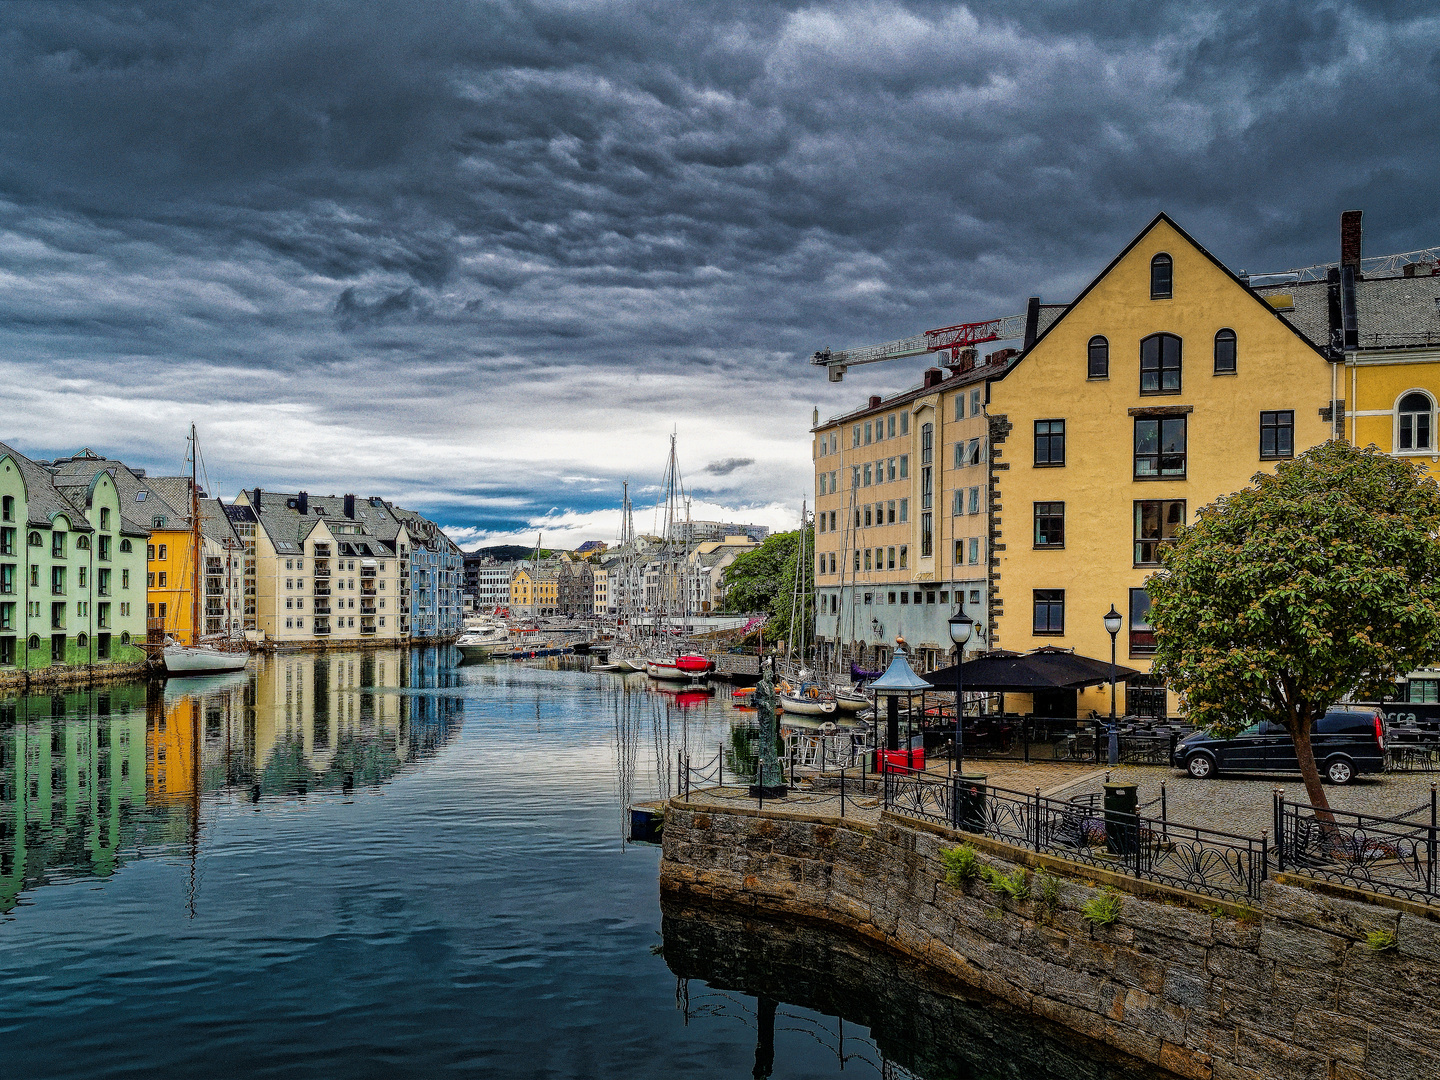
[2, 2, 1437, 548]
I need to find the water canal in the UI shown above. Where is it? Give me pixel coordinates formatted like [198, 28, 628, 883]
[1, 648, 1161, 1078]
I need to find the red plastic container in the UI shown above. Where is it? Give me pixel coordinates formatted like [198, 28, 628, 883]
[875, 748, 925, 773]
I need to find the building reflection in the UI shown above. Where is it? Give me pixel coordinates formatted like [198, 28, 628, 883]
[1, 647, 464, 912]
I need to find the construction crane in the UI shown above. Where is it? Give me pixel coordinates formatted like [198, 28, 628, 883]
[810, 312, 1028, 382]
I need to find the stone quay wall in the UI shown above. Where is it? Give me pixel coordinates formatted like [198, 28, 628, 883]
[660, 801, 1440, 1080]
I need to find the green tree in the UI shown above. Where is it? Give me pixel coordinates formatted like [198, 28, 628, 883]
[720, 526, 815, 646]
[1148, 442, 1440, 813]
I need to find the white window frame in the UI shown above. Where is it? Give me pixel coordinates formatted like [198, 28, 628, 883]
[1394, 388, 1437, 455]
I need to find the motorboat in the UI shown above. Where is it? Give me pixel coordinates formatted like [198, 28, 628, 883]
[163, 641, 249, 676]
[778, 685, 838, 716]
[456, 628, 508, 661]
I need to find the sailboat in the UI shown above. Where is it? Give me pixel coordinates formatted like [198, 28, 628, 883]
[644, 434, 714, 682]
[164, 424, 249, 676]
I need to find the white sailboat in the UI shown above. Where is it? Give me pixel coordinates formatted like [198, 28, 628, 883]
[164, 424, 249, 677]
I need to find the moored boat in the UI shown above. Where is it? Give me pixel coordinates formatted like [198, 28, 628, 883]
[456, 629, 508, 661]
[832, 687, 869, 714]
[163, 642, 249, 675]
[777, 687, 838, 716]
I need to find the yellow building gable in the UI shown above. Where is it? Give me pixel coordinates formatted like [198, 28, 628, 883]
[987, 214, 1334, 716]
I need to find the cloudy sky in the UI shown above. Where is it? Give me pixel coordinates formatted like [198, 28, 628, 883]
[2, 2, 1437, 548]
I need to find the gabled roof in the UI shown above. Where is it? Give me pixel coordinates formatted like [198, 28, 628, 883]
[0, 441, 94, 530]
[1255, 275, 1440, 352]
[994, 212, 1330, 384]
[47, 452, 181, 535]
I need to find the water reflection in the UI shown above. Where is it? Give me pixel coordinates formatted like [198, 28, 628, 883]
[661, 899, 1166, 1080]
[0, 647, 464, 913]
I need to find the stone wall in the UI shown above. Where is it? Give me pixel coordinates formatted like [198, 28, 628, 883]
[660, 802, 1440, 1080]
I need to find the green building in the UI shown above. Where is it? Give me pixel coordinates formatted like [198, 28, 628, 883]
[0, 442, 148, 675]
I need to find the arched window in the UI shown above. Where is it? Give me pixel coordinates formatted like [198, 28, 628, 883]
[1151, 254, 1173, 299]
[1140, 333, 1182, 393]
[120, 631, 131, 644]
[27, 634, 40, 651]
[1214, 329, 1237, 374]
[28, 531, 42, 547]
[77, 633, 88, 649]
[1397, 391, 1435, 452]
[76, 535, 90, 550]
[1087, 336, 1109, 379]
[119, 539, 133, 553]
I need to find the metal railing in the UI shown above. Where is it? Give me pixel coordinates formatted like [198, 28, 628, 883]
[1274, 787, 1438, 905]
[918, 714, 1188, 766]
[882, 772, 1267, 902]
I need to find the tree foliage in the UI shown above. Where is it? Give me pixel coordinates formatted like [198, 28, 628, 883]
[1149, 441, 1440, 810]
[719, 526, 815, 644]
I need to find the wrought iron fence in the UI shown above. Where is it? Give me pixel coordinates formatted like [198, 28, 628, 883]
[882, 772, 1267, 902]
[1274, 787, 1439, 905]
[919, 715, 1188, 766]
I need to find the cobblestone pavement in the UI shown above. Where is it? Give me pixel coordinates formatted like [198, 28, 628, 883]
[1044, 765, 1440, 837]
[681, 761, 1440, 840]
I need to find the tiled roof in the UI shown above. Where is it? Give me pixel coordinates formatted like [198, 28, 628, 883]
[0, 441, 94, 530]
[1255, 275, 1440, 352]
[199, 497, 242, 545]
[47, 452, 180, 536]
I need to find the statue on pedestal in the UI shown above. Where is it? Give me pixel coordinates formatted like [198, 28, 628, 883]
[749, 653, 787, 799]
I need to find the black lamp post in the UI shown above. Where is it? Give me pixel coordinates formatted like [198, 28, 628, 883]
[1103, 604, 1123, 766]
[948, 604, 974, 776]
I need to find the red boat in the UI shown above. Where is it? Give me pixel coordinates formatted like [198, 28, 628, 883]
[675, 654, 713, 674]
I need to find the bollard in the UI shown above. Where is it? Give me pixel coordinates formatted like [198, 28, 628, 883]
[840, 768, 846, 818]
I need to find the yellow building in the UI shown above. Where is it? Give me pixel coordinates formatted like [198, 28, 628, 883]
[987, 214, 1334, 718]
[509, 565, 558, 616]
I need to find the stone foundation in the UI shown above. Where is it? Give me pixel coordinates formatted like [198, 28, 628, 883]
[660, 801, 1440, 1080]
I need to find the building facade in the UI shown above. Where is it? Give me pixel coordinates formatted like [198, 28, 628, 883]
[0, 443, 148, 677]
[987, 214, 1335, 717]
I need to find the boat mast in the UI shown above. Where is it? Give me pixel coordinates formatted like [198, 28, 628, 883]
[190, 422, 201, 648]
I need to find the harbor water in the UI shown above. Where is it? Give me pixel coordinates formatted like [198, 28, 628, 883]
[1, 648, 1159, 1078]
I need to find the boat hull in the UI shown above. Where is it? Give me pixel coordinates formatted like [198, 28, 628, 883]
[832, 692, 869, 714]
[778, 692, 837, 716]
[163, 645, 248, 675]
[646, 661, 695, 681]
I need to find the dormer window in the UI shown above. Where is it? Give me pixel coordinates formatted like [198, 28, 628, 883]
[1150, 254, 1173, 299]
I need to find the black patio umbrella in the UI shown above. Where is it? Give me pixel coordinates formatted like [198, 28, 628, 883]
[923, 646, 1142, 692]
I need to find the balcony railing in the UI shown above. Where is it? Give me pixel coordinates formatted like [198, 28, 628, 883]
[313, 603, 331, 615]
[360, 587, 376, 596]
[313, 586, 330, 596]
[314, 621, 331, 635]
[360, 626, 376, 635]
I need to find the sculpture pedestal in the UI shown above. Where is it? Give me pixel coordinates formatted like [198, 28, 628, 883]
[748, 784, 788, 800]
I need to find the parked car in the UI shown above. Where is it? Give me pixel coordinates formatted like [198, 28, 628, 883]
[1171, 709, 1386, 784]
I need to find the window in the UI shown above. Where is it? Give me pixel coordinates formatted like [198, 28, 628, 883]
[78, 566, 86, 587]
[968, 537, 980, 565]
[888, 415, 896, 438]
[120, 539, 132, 553]
[1260, 411, 1294, 460]
[52, 532, 65, 559]
[147, 543, 155, 561]
[1140, 333, 1182, 393]
[887, 546, 896, 569]
[158, 572, 167, 588]
[51, 567, 65, 595]
[1214, 329, 1236, 374]
[1398, 391, 1435, 452]
[1134, 416, 1187, 478]
[0, 564, 11, 594]
[921, 513, 933, 558]
[0, 528, 11, 555]
[864, 506, 872, 527]
[1134, 501, 1184, 564]
[1087, 336, 1109, 379]
[921, 423, 933, 465]
[1034, 420, 1065, 466]
[1409, 679, 1440, 704]
[28, 531, 41, 547]
[899, 455, 909, 479]
[1033, 590, 1064, 634]
[853, 425, 861, 447]
[0, 495, 10, 521]
[970, 389, 981, 416]
[955, 395, 966, 420]
[159, 543, 167, 561]
[899, 498, 909, 523]
[854, 549, 860, 572]
[1130, 588, 1156, 656]
[954, 442, 965, 469]
[122, 569, 129, 588]
[887, 458, 896, 481]
[951, 490, 963, 516]
[99, 535, 110, 561]
[863, 464, 872, 486]
[865, 421, 873, 444]
[1034, 502, 1065, 547]
[829, 511, 836, 531]
[898, 545, 908, 569]
[968, 486, 980, 515]
[100, 507, 110, 530]
[30, 565, 38, 587]
[900, 412, 909, 435]
[887, 501, 895, 524]
[969, 438, 983, 466]
[1150, 253, 1172, 299]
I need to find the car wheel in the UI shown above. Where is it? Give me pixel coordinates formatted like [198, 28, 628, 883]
[1186, 754, 1214, 779]
[1326, 759, 1354, 785]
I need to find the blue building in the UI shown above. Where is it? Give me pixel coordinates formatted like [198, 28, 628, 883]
[386, 506, 464, 640]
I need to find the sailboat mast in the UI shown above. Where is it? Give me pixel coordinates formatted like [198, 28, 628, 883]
[190, 423, 201, 647]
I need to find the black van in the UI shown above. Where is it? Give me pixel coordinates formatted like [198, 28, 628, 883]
[1171, 709, 1386, 784]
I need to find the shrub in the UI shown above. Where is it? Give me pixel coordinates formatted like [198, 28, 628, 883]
[1366, 930, 1398, 952]
[940, 844, 982, 886]
[1036, 872, 1062, 915]
[1081, 889, 1124, 927]
[980, 865, 1030, 901]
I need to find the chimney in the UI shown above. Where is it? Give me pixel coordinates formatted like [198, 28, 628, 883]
[986, 348, 1018, 367]
[922, 367, 943, 389]
[1341, 209, 1363, 277]
[869, 395, 882, 408]
[297, 491, 308, 516]
[344, 494, 356, 519]
[1022, 296, 1040, 351]
[252, 487, 262, 510]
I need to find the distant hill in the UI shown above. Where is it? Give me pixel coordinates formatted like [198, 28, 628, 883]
[466, 545, 553, 561]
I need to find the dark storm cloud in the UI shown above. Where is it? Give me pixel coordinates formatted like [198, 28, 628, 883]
[1, 1, 1438, 543]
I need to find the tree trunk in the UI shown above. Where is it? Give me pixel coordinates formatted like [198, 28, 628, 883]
[1288, 721, 1334, 820]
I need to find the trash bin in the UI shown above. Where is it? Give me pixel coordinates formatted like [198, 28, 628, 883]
[1104, 781, 1139, 856]
[954, 774, 988, 833]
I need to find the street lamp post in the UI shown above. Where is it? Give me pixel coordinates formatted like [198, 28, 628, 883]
[948, 604, 974, 776]
[1103, 604, 1123, 766]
